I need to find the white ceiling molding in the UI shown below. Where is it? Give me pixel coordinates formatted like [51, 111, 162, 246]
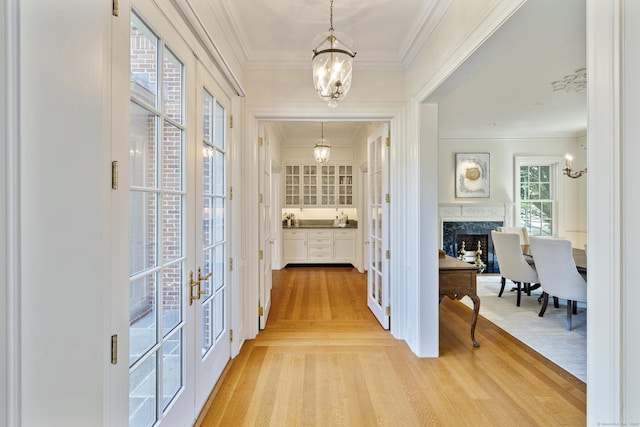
[171, 0, 246, 96]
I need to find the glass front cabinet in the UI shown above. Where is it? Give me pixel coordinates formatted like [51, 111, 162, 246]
[283, 162, 354, 207]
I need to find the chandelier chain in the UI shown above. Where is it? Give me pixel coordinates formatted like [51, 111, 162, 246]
[329, 0, 334, 32]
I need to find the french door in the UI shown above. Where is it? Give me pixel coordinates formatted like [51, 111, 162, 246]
[128, 9, 230, 426]
[367, 123, 390, 329]
[258, 127, 273, 329]
[193, 65, 231, 410]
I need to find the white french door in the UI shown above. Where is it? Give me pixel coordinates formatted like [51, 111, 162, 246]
[128, 11, 193, 425]
[258, 127, 273, 329]
[193, 64, 231, 410]
[127, 9, 230, 426]
[367, 123, 390, 329]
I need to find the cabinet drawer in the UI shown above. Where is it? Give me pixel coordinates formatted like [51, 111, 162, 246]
[308, 230, 332, 239]
[308, 245, 332, 255]
[308, 238, 331, 247]
[333, 229, 356, 239]
[283, 229, 306, 238]
[308, 252, 333, 261]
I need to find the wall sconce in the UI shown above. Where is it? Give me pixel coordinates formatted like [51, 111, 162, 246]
[564, 153, 587, 179]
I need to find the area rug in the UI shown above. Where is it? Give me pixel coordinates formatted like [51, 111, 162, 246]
[459, 275, 586, 382]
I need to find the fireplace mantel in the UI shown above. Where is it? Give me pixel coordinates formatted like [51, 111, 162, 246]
[439, 203, 515, 224]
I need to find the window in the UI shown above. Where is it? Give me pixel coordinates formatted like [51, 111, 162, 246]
[516, 157, 561, 237]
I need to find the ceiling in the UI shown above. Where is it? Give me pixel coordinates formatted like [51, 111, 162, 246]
[202, 0, 586, 141]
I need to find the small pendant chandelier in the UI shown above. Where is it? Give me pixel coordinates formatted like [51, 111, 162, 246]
[313, 122, 331, 164]
[312, 0, 356, 108]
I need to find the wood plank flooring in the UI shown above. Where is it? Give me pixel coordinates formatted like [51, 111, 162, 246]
[196, 265, 586, 426]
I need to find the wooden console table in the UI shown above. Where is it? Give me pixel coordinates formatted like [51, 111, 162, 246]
[439, 255, 480, 347]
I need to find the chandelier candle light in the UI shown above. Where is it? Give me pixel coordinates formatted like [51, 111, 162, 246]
[564, 153, 587, 178]
[314, 122, 331, 164]
[312, 0, 357, 107]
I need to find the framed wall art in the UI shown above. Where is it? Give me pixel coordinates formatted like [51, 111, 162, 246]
[455, 152, 490, 198]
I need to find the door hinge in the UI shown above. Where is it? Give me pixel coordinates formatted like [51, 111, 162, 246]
[111, 161, 119, 190]
[229, 115, 234, 128]
[229, 186, 233, 200]
[259, 306, 264, 316]
[385, 250, 391, 259]
[259, 250, 264, 260]
[110, 335, 118, 364]
[385, 193, 390, 203]
[112, 0, 119, 16]
[229, 329, 233, 342]
[385, 306, 391, 316]
[258, 193, 264, 203]
[258, 137, 263, 147]
[385, 137, 390, 147]
[229, 258, 233, 271]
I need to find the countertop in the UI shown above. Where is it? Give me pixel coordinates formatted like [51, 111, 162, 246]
[282, 219, 358, 229]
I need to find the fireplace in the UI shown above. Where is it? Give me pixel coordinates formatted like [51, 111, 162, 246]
[439, 203, 512, 273]
[442, 221, 503, 273]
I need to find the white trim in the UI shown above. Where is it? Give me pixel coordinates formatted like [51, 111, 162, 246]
[244, 103, 406, 343]
[2, 0, 21, 425]
[170, 0, 246, 97]
[587, 0, 622, 423]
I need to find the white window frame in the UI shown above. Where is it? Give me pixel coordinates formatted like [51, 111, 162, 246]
[514, 156, 564, 237]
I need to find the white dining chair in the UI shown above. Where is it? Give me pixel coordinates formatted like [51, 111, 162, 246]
[529, 236, 587, 331]
[496, 226, 530, 254]
[491, 230, 540, 307]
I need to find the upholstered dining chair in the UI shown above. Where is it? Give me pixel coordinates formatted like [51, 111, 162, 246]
[496, 226, 530, 254]
[529, 236, 587, 331]
[491, 230, 540, 307]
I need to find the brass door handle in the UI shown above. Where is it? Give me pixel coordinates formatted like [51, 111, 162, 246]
[189, 271, 200, 306]
[197, 267, 212, 298]
[198, 267, 213, 282]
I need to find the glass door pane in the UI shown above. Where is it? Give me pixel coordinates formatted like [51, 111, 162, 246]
[129, 12, 186, 426]
[195, 80, 231, 411]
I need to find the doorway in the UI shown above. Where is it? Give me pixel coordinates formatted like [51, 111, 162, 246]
[256, 119, 394, 331]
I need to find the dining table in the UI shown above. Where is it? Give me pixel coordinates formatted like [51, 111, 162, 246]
[572, 248, 587, 274]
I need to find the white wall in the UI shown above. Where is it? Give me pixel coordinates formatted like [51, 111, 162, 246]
[621, 1, 640, 420]
[244, 68, 407, 106]
[1, 2, 8, 424]
[19, 1, 109, 425]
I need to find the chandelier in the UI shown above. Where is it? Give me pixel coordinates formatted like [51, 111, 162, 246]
[312, 0, 356, 108]
[564, 153, 587, 178]
[313, 122, 331, 164]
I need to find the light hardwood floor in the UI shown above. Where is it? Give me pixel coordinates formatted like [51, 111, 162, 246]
[196, 265, 586, 426]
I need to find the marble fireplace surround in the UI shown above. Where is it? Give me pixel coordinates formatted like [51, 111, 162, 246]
[440, 203, 516, 273]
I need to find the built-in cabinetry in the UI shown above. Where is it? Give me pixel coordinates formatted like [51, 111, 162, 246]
[282, 228, 356, 265]
[307, 230, 333, 262]
[333, 229, 357, 262]
[284, 162, 353, 207]
[282, 229, 306, 262]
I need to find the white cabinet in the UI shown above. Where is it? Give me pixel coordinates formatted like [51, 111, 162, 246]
[282, 228, 356, 265]
[283, 162, 354, 207]
[333, 229, 356, 263]
[337, 165, 354, 206]
[307, 230, 333, 262]
[282, 229, 307, 262]
[284, 165, 301, 206]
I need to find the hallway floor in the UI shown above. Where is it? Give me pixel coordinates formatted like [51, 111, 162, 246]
[196, 266, 585, 426]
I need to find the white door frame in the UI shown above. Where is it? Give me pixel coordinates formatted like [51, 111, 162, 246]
[2, 1, 21, 425]
[243, 105, 406, 342]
